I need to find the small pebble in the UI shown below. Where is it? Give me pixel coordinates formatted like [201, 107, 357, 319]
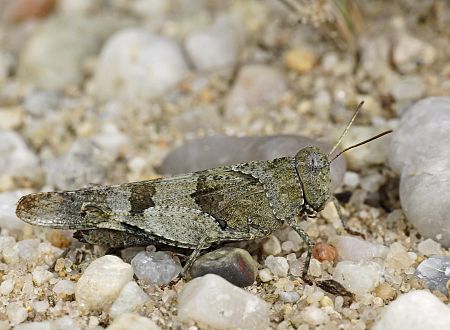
[414, 256, 450, 295]
[107, 313, 160, 330]
[372, 290, 450, 330]
[109, 281, 150, 319]
[375, 282, 396, 301]
[7, 302, 28, 326]
[0, 278, 14, 295]
[190, 247, 257, 287]
[417, 238, 442, 256]
[33, 300, 49, 313]
[75, 255, 133, 311]
[32, 268, 54, 286]
[131, 250, 182, 286]
[333, 260, 382, 295]
[390, 76, 426, 102]
[258, 268, 273, 282]
[385, 242, 414, 270]
[178, 274, 269, 329]
[283, 48, 316, 74]
[312, 241, 337, 262]
[265, 255, 289, 277]
[300, 306, 330, 326]
[53, 279, 75, 297]
[2, 0, 55, 22]
[262, 235, 281, 255]
[392, 33, 436, 74]
[279, 291, 300, 303]
[331, 235, 388, 262]
[343, 171, 360, 188]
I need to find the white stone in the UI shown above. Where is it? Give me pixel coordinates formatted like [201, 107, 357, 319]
[0, 130, 39, 181]
[331, 236, 388, 262]
[53, 279, 75, 296]
[184, 17, 243, 70]
[279, 291, 300, 303]
[385, 242, 415, 270]
[109, 281, 150, 319]
[225, 64, 287, 119]
[390, 76, 426, 102]
[3, 239, 40, 264]
[265, 255, 289, 277]
[7, 302, 28, 325]
[261, 235, 281, 255]
[300, 306, 330, 326]
[333, 261, 382, 295]
[33, 300, 49, 313]
[393, 33, 436, 74]
[343, 171, 360, 188]
[75, 255, 133, 311]
[0, 190, 34, 231]
[13, 321, 53, 330]
[131, 251, 182, 285]
[258, 268, 272, 282]
[32, 268, 54, 286]
[0, 277, 14, 295]
[418, 239, 442, 256]
[94, 29, 188, 102]
[107, 313, 160, 330]
[389, 97, 450, 247]
[178, 274, 270, 330]
[373, 290, 450, 330]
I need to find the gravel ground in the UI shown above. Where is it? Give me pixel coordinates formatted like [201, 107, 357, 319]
[1, 0, 450, 329]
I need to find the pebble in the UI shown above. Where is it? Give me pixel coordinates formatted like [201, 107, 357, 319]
[131, 250, 182, 286]
[262, 235, 282, 255]
[107, 313, 160, 330]
[390, 76, 426, 102]
[417, 239, 442, 256]
[75, 255, 133, 311]
[46, 138, 113, 190]
[32, 268, 54, 286]
[2, 0, 56, 22]
[190, 247, 257, 287]
[372, 290, 450, 330]
[330, 235, 388, 262]
[279, 291, 300, 303]
[109, 281, 150, 319]
[392, 33, 436, 74]
[184, 16, 243, 70]
[265, 255, 289, 277]
[415, 256, 450, 295]
[17, 16, 127, 90]
[33, 300, 49, 313]
[94, 29, 188, 103]
[312, 241, 337, 262]
[300, 306, 330, 326]
[0, 190, 33, 231]
[333, 260, 382, 295]
[3, 239, 40, 265]
[178, 274, 270, 330]
[0, 278, 14, 295]
[7, 302, 28, 325]
[0, 130, 40, 182]
[339, 125, 391, 170]
[374, 282, 396, 301]
[52, 279, 75, 297]
[258, 268, 273, 282]
[385, 242, 415, 270]
[283, 48, 316, 74]
[389, 97, 450, 247]
[343, 171, 360, 188]
[225, 64, 287, 119]
[158, 135, 346, 192]
[358, 36, 391, 80]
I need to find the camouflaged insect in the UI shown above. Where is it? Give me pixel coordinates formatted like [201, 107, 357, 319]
[15, 102, 392, 278]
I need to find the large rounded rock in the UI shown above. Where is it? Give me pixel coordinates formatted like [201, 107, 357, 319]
[389, 97, 450, 247]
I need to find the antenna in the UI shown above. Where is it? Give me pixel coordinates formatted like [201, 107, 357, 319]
[328, 101, 365, 157]
[330, 129, 393, 162]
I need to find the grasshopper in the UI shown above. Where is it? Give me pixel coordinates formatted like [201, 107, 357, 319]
[16, 101, 391, 279]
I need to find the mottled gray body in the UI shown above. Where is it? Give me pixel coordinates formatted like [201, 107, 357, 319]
[16, 146, 333, 277]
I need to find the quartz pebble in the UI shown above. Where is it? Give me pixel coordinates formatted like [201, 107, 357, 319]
[52, 279, 75, 296]
[331, 236, 388, 262]
[3, 239, 40, 265]
[258, 268, 273, 282]
[279, 291, 300, 303]
[265, 255, 289, 277]
[94, 29, 188, 103]
[75, 255, 133, 311]
[184, 17, 243, 70]
[333, 260, 382, 295]
[109, 281, 150, 319]
[190, 247, 257, 287]
[262, 235, 281, 255]
[178, 274, 270, 330]
[0, 190, 33, 231]
[131, 250, 182, 286]
[414, 256, 450, 295]
[107, 313, 160, 330]
[389, 97, 450, 247]
[385, 242, 415, 270]
[225, 64, 287, 119]
[417, 239, 442, 256]
[372, 290, 450, 330]
[7, 302, 28, 325]
[159, 135, 346, 191]
[312, 241, 337, 262]
[392, 33, 436, 74]
[300, 306, 330, 326]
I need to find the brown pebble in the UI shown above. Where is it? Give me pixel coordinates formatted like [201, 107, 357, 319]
[46, 229, 72, 248]
[375, 282, 396, 301]
[312, 241, 337, 262]
[3, 0, 56, 23]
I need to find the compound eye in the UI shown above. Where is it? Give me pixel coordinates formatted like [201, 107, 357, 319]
[308, 153, 322, 171]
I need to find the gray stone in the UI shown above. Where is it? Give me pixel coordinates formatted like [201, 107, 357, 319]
[390, 76, 426, 102]
[389, 97, 450, 247]
[158, 134, 346, 192]
[190, 247, 257, 287]
[131, 250, 182, 286]
[415, 256, 450, 295]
